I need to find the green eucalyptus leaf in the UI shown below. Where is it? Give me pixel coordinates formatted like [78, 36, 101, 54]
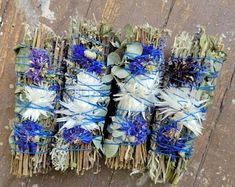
[124, 24, 133, 37]
[103, 139, 119, 158]
[126, 42, 143, 58]
[112, 130, 125, 138]
[93, 136, 103, 151]
[102, 74, 113, 83]
[107, 52, 121, 66]
[100, 84, 111, 90]
[111, 66, 129, 79]
[110, 41, 120, 48]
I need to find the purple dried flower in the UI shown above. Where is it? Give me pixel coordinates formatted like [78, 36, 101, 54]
[26, 48, 50, 84]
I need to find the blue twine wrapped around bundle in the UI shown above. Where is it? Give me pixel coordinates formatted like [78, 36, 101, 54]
[72, 44, 105, 75]
[62, 126, 93, 144]
[13, 121, 52, 154]
[126, 44, 164, 75]
[153, 120, 194, 160]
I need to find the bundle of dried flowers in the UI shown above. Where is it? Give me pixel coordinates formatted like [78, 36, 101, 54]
[148, 27, 226, 185]
[9, 25, 63, 177]
[104, 24, 169, 171]
[50, 19, 119, 175]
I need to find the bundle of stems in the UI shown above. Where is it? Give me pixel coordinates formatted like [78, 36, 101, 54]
[148, 26, 226, 185]
[10, 25, 63, 177]
[51, 19, 118, 175]
[104, 24, 169, 171]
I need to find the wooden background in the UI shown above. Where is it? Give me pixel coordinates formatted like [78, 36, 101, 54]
[0, 0, 235, 186]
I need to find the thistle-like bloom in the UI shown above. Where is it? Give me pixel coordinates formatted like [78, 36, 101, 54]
[154, 120, 194, 159]
[156, 87, 207, 136]
[22, 85, 56, 121]
[13, 121, 51, 154]
[167, 57, 208, 87]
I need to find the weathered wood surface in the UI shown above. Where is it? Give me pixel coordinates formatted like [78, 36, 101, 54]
[0, 0, 234, 186]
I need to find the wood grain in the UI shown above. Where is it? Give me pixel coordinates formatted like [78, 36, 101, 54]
[0, 0, 234, 186]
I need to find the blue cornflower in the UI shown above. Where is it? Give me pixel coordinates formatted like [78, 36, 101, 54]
[87, 61, 104, 75]
[142, 44, 154, 55]
[63, 126, 93, 144]
[128, 60, 145, 75]
[154, 120, 194, 160]
[71, 44, 104, 75]
[119, 115, 150, 145]
[72, 44, 85, 61]
[28, 48, 50, 67]
[49, 83, 60, 91]
[13, 121, 51, 154]
[128, 44, 164, 74]
[26, 48, 50, 84]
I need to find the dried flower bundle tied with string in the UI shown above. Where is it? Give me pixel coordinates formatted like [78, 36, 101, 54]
[147, 27, 226, 185]
[166, 27, 226, 101]
[104, 24, 170, 170]
[50, 19, 118, 174]
[9, 25, 63, 177]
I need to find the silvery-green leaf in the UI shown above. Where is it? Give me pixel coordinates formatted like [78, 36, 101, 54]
[93, 136, 103, 151]
[100, 84, 111, 90]
[110, 41, 120, 48]
[126, 42, 143, 58]
[112, 130, 125, 138]
[108, 123, 121, 131]
[113, 137, 124, 144]
[102, 74, 113, 83]
[111, 66, 129, 79]
[94, 109, 107, 117]
[103, 139, 119, 158]
[107, 52, 121, 66]
[124, 24, 133, 37]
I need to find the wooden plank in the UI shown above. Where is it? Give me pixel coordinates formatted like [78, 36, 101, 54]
[1, 0, 234, 186]
[87, 0, 172, 29]
[0, 0, 25, 186]
[166, 0, 235, 186]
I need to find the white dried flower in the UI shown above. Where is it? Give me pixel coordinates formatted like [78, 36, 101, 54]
[57, 72, 107, 131]
[115, 73, 160, 114]
[156, 87, 207, 136]
[22, 85, 56, 121]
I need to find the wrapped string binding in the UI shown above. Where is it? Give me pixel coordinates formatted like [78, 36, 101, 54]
[9, 25, 63, 177]
[50, 19, 118, 174]
[148, 27, 226, 185]
[104, 24, 169, 170]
